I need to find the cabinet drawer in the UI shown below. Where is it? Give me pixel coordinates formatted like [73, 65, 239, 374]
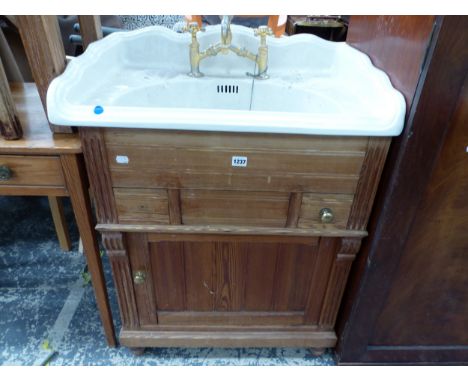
[0, 155, 65, 187]
[112, 187, 354, 229]
[180, 189, 290, 227]
[114, 188, 170, 225]
[105, 130, 368, 194]
[298, 193, 354, 229]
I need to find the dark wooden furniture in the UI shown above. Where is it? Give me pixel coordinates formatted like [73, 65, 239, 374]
[337, 16, 468, 364]
[285, 16, 348, 41]
[0, 82, 116, 347]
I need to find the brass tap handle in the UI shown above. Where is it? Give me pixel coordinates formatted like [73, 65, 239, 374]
[254, 26, 273, 38]
[0, 165, 12, 181]
[183, 22, 205, 37]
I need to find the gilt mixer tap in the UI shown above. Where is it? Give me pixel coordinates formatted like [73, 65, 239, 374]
[183, 16, 273, 79]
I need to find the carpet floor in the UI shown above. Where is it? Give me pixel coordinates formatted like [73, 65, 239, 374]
[0, 195, 335, 365]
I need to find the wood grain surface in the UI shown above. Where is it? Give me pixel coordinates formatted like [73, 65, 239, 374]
[0, 83, 81, 154]
[125, 232, 343, 328]
[17, 16, 72, 133]
[78, 16, 103, 50]
[120, 328, 337, 348]
[61, 154, 117, 346]
[80, 128, 118, 223]
[0, 155, 65, 186]
[347, 15, 436, 108]
[0, 57, 22, 139]
[338, 16, 468, 364]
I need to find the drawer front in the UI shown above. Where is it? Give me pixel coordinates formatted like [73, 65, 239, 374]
[298, 193, 354, 229]
[180, 189, 290, 227]
[114, 188, 170, 225]
[105, 130, 368, 194]
[112, 187, 354, 229]
[0, 155, 65, 187]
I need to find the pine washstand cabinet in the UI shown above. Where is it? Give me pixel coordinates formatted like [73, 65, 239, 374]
[79, 128, 391, 353]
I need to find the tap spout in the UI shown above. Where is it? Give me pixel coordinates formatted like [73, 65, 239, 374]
[183, 17, 272, 79]
[221, 15, 233, 46]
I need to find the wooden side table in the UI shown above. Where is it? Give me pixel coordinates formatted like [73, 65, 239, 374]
[0, 82, 116, 347]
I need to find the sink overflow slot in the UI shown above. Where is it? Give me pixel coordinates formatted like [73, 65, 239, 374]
[217, 85, 239, 94]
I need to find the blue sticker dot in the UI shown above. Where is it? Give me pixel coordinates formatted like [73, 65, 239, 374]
[94, 105, 104, 115]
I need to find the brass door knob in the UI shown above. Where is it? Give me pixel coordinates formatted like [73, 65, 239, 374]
[319, 208, 334, 224]
[133, 270, 146, 285]
[0, 165, 12, 181]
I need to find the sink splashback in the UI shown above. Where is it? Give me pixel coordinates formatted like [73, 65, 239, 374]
[47, 25, 405, 136]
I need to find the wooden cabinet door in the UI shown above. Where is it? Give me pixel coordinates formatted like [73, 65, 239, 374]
[126, 233, 339, 329]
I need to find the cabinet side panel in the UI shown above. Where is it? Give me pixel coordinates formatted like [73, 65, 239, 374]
[319, 238, 361, 329]
[347, 137, 391, 231]
[304, 237, 339, 324]
[103, 232, 139, 329]
[80, 128, 118, 223]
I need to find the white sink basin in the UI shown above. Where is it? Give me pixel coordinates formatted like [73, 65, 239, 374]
[47, 25, 405, 136]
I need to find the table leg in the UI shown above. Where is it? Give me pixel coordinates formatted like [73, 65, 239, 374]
[60, 153, 117, 347]
[48, 196, 71, 251]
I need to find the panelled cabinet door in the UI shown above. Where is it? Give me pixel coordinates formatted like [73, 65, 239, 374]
[126, 233, 340, 329]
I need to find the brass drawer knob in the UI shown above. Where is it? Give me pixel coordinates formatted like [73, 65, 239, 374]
[319, 208, 334, 224]
[0, 165, 12, 181]
[133, 270, 146, 285]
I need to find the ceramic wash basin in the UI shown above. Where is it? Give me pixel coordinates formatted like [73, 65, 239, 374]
[47, 25, 405, 136]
